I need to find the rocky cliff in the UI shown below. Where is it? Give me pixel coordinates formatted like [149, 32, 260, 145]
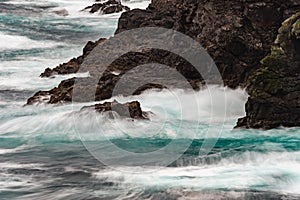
[28, 0, 300, 129]
[116, 0, 299, 87]
[236, 13, 300, 129]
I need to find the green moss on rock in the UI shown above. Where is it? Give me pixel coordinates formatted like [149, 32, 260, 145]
[237, 12, 300, 129]
[249, 66, 284, 96]
[292, 19, 300, 39]
[275, 12, 300, 57]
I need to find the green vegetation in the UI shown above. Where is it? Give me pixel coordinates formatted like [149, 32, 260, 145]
[248, 12, 300, 98]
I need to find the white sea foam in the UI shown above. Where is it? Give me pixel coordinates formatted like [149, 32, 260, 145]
[54, 0, 150, 18]
[1, 1, 299, 197]
[99, 85, 249, 134]
[93, 151, 300, 195]
[0, 162, 47, 194]
[0, 87, 247, 140]
[0, 51, 88, 91]
[0, 86, 298, 142]
[34, 0, 151, 18]
[0, 162, 43, 169]
[122, 0, 151, 9]
[0, 172, 37, 192]
[0, 32, 64, 51]
[0, 145, 29, 155]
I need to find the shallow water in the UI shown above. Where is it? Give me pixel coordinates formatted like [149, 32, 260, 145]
[0, 0, 299, 199]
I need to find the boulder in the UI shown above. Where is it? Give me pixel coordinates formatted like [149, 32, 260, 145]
[83, 0, 130, 15]
[81, 100, 149, 119]
[52, 9, 69, 16]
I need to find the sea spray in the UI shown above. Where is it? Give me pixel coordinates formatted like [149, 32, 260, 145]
[0, 0, 300, 199]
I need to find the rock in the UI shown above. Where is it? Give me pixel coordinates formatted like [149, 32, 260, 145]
[83, 0, 130, 15]
[81, 100, 149, 119]
[32, 0, 298, 101]
[132, 83, 166, 95]
[28, 0, 300, 131]
[26, 91, 52, 105]
[236, 12, 300, 129]
[52, 9, 69, 16]
[40, 38, 106, 77]
[27, 78, 75, 105]
[33, 47, 202, 104]
[116, 0, 299, 88]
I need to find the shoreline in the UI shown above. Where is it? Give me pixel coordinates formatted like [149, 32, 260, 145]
[27, 0, 300, 130]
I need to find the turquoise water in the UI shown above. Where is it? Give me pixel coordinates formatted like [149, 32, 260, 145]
[0, 0, 299, 199]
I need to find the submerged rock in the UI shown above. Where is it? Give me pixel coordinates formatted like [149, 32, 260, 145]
[83, 0, 130, 15]
[236, 13, 300, 129]
[81, 100, 149, 120]
[52, 9, 69, 16]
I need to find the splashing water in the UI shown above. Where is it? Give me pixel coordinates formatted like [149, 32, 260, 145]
[0, 0, 299, 199]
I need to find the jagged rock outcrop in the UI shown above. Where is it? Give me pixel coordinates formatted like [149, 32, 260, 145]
[236, 13, 300, 129]
[28, 0, 300, 129]
[81, 100, 149, 119]
[83, 0, 130, 15]
[32, 48, 202, 104]
[27, 78, 75, 105]
[41, 38, 106, 77]
[30, 0, 299, 105]
[116, 0, 299, 88]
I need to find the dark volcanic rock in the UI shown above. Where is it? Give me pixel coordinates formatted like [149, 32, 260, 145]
[27, 78, 75, 105]
[28, 0, 300, 129]
[236, 13, 300, 129]
[83, 0, 130, 15]
[32, 47, 202, 104]
[40, 38, 106, 77]
[116, 0, 300, 88]
[81, 100, 149, 119]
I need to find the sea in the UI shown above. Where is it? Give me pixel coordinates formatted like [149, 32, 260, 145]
[0, 0, 300, 199]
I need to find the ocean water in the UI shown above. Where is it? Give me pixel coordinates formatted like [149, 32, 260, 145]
[0, 0, 300, 199]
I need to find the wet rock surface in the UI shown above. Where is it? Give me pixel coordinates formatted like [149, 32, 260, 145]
[27, 78, 75, 105]
[116, 0, 299, 88]
[40, 38, 106, 77]
[34, 47, 203, 104]
[236, 12, 300, 129]
[28, 0, 300, 129]
[83, 0, 130, 15]
[81, 100, 149, 120]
